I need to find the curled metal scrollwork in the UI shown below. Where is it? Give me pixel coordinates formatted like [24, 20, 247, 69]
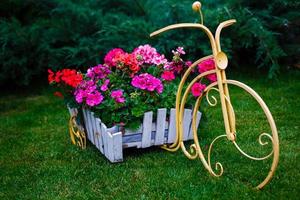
[233, 133, 274, 161]
[207, 134, 226, 177]
[206, 87, 219, 107]
[69, 115, 86, 149]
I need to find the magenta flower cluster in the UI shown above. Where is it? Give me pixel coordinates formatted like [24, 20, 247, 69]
[111, 90, 125, 103]
[131, 73, 163, 94]
[133, 44, 167, 66]
[87, 64, 111, 80]
[74, 80, 104, 106]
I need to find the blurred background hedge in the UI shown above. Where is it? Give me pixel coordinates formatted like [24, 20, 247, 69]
[0, 0, 299, 86]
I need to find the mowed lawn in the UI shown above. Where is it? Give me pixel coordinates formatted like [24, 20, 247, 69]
[0, 70, 299, 199]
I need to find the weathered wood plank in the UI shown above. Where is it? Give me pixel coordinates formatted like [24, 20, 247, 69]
[183, 109, 192, 141]
[112, 132, 123, 162]
[91, 112, 100, 149]
[105, 131, 114, 162]
[141, 111, 153, 148]
[101, 123, 108, 157]
[188, 111, 202, 140]
[123, 133, 141, 144]
[95, 118, 104, 153]
[86, 110, 95, 145]
[155, 108, 167, 145]
[167, 108, 176, 144]
[82, 108, 91, 142]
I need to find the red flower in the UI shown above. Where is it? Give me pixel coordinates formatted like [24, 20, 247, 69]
[54, 71, 62, 83]
[115, 52, 140, 74]
[60, 69, 83, 88]
[129, 63, 140, 74]
[48, 69, 55, 83]
[48, 68, 83, 88]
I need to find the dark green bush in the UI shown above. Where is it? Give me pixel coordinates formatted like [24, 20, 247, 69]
[0, 0, 299, 86]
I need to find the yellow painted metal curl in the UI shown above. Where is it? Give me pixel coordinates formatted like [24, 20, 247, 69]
[69, 115, 86, 149]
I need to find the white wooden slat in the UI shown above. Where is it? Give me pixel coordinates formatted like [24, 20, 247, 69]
[155, 108, 167, 145]
[91, 112, 100, 149]
[89, 110, 96, 144]
[95, 118, 104, 153]
[82, 108, 91, 142]
[183, 109, 192, 141]
[86, 110, 95, 144]
[141, 111, 153, 148]
[101, 123, 108, 157]
[151, 123, 156, 145]
[167, 108, 176, 143]
[188, 111, 202, 140]
[105, 131, 114, 162]
[112, 132, 123, 162]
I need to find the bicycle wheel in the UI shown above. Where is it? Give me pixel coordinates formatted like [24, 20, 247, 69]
[190, 80, 279, 189]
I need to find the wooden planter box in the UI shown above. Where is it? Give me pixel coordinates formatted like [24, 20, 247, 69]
[68, 107, 201, 162]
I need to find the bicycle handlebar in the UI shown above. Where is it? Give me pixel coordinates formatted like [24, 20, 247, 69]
[150, 19, 236, 54]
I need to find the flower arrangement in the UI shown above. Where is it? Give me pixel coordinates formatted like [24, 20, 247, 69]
[49, 44, 216, 129]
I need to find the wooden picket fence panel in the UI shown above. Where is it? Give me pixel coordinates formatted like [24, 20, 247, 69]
[68, 107, 201, 163]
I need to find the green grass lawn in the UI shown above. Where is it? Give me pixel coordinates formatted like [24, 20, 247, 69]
[0, 70, 299, 199]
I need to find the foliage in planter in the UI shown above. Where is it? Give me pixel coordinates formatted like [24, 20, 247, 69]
[1, 0, 299, 86]
[49, 45, 215, 130]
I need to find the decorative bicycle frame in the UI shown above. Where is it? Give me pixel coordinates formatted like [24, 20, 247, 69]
[150, 1, 279, 189]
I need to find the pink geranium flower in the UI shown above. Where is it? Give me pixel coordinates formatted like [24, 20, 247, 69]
[86, 91, 104, 106]
[191, 82, 206, 97]
[133, 44, 167, 66]
[111, 90, 125, 103]
[161, 71, 175, 81]
[74, 80, 104, 107]
[87, 64, 111, 80]
[198, 58, 217, 82]
[104, 48, 125, 67]
[100, 79, 110, 91]
[131, 73, 163, 94]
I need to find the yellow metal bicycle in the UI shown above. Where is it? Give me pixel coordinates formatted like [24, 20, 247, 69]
[150, 1, 279, 189]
